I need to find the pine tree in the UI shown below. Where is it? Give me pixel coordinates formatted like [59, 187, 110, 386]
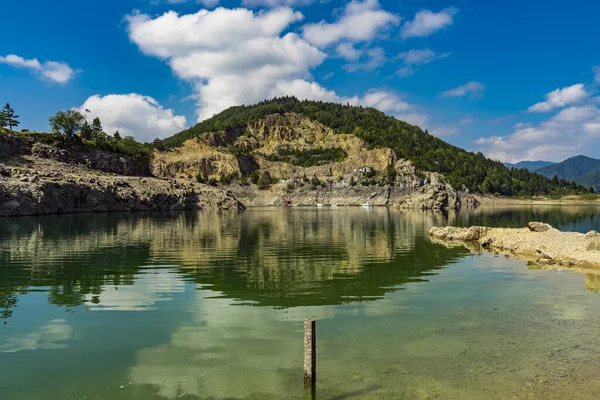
[91, 117, 103, 136]
[1, 103, 20, 130]
[113, 130, 121, 140]
[80, 121, 93, 140]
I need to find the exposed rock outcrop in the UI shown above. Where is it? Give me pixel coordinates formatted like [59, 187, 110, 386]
[396, 173, 460, 210]
[0, 132, 245, 216]
[429, 223, 600, 269]
[0, 162, 243, 216]
[151, 113, 474, 210]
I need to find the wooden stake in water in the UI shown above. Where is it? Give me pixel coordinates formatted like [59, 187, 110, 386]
[304, 319, 316, 400]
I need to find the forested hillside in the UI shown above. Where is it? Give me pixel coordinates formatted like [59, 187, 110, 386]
[163, 97, 592, 197]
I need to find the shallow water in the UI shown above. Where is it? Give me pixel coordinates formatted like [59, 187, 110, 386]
[1, 206, 600, 399]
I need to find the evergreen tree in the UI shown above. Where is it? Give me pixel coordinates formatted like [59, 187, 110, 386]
[113, 130, 121, 140]
[91, 117, 103, 137]
[80, 121, 93, 140]
[0, 103, 19, 130]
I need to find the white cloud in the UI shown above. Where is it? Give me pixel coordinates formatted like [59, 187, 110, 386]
[440, 81, 485, 98]
[396, 49, 450, 65]
[593, 66, 600, 84]
[0, 54, 75, 83]
[474, 104, 600, 163]
[127, 7, 331, 120]
[585, 122, 600, 137]
[396, 112, 428, 126]
[350, 90, 411, 113]
[401, 8, 458, 39]
[344, 47, 386, 72]
[243, 0, 314, 6]
[78, 94, 187, 142]
[302, 0, 400, 48]
[528, 84, 588, 112]
[335, 42, 362, 61]
[127, 5, 417, 123]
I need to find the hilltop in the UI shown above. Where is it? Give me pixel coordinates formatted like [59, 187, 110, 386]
[536, 155, 600, 192]
[504, 160, 555, 172]
[159, 97, 592, 205]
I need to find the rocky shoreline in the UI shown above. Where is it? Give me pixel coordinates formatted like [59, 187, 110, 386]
[429, 222, 600, 269]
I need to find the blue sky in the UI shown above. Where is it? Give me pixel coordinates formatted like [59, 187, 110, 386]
[1, 0, 599, 162]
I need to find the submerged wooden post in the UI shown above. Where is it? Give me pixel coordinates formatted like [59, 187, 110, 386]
[304, 319, 316, 400]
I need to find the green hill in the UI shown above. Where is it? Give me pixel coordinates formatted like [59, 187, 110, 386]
[536, 155, 600, 181]
[536, 155, 600, 191]
[163, 97, 591, 197]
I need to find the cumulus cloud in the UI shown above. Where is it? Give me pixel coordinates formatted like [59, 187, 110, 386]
[126, 5, 415, 122]
[401, 8, 458, 39]
[440, 81, 485, 98]
[528, 84, 588, 112]
[302, 0, 400, 48]
[594, 66, 600, 84]
[0, 54, 75, 83]
[474, 104, 600, 162]
[127, 7, 332, 120]
[78, 94, 187, 142]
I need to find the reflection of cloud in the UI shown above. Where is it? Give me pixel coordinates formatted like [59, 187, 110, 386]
[84, 268, 185, 311]
[0, 319, 72, 353]
[128, 291, 303, 399]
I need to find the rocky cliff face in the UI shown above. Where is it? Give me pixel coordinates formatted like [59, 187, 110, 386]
[0, 161, 242, 216]
[0, 133, 244, 216]
[151, 113, 473, 210]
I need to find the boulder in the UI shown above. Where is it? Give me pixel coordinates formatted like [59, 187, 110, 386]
[527, 222, 553, 232]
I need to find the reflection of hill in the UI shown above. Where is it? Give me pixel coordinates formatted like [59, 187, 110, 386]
[183, 208, 469, 307]
[0, 209, 469, 320]
[3, 205, 598, 320]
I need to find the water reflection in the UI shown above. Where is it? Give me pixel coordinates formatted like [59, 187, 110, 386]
[2, 206, 600, 399]
[0, 209, 468, 321]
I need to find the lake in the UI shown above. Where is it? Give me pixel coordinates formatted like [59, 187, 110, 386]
[2, 206, 600, 399]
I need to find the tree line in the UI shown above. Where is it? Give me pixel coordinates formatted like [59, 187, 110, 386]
[0, 103, 153, 162]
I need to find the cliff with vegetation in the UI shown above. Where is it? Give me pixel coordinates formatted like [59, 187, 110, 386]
[0, 132, 243, 216]
[155, 97, 591, 208]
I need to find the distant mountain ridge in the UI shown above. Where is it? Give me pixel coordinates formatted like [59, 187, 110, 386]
[504, 160, 555, 171]
[536, 155, 600, 191]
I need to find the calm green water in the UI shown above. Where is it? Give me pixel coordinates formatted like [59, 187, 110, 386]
[2, 206, 600, 399]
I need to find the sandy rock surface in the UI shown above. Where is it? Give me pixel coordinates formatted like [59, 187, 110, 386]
[429, 223, 600, 269]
